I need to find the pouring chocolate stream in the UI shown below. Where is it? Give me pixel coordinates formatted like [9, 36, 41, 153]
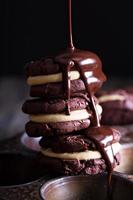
[54, 0, 117, 183]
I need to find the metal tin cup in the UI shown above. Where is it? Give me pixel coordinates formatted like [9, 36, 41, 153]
[0, 152, 48, 200]
[40, 173, 133, 200]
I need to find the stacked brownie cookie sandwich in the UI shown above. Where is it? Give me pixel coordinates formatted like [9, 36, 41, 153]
[23, 54, 103, 136]
[22, 49, 121, 175]
[97, 89, 133, 125]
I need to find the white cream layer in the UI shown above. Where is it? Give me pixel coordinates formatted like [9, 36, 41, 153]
[98, 94, 125, 103]
[30, 109, 91, 123]
[41, 142, 120, 160]
[27, 71, 80, 86]
[30, 105, 102, 123]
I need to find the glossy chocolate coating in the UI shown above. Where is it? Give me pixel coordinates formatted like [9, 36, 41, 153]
[84, 126, 120, 186]
[84, 126, 120, 168]
[54, 47, 106, 121]
[55, 48, 106, 94]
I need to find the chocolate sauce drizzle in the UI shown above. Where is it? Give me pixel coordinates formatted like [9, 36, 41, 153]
[84, 126, 118, 184]
[55, 0, 118, 187]
[68, 0, 74, 49]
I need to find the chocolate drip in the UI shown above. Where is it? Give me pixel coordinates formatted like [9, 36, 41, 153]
[54, 0, 117, 187]
[63, 60, 74, 115]
[68, 0, 74, 49]
[74, 61, 100, 127]
[84, 126, 117, 178]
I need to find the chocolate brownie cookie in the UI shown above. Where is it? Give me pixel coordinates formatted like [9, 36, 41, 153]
[29, 80, 94, 98]
[39, 134, 96, 153]
[98, 89, 133, 125]
[25, 119, 91, 136]
[38, 154, 107, 175]
[39, 153, 120, 175]
[25, 57, 60, 77]
[39, 126, 121, 175]
[39, 130, 120, 153]
[22, 97, 89, 114]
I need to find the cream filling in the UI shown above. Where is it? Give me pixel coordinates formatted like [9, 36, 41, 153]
[30, 109, 91, 123]
[98, 94, 125, 103]
[30, 105, 102, 123]
[27, 71, 80, 86]
[41, 142, 120, 160]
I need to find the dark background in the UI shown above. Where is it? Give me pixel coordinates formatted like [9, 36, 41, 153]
[1, 0, 133, 77]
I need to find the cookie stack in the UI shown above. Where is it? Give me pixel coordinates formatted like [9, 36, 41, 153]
[22, 53, 121, 175]
[98, 89, 133, 125]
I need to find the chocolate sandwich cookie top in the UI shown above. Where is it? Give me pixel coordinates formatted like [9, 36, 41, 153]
[25, 49, 106, 96]
[39, 134, 97, 153]
[22, 95, 98, 114]
[39, 127, 120, 153]
[22, 97, 89, 114]
[30, 79, 87, 98]
[25, 57, 60, 77]
[25, 51, 106, 84]
[25, 119, 91, 137]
